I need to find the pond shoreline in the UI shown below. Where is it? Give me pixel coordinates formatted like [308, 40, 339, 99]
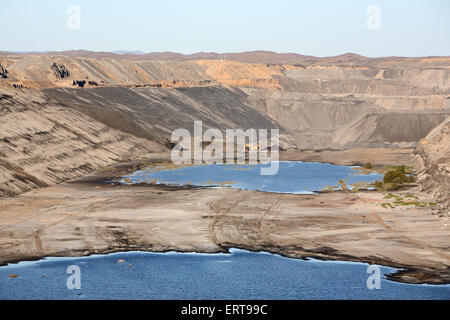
[0, 154, 448, 285]
[2, 244, 449, 288]
[2, 248, 449, 300]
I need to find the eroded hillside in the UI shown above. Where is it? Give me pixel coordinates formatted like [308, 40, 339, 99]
[413, 116, 450, 214]
[1, 53, 449, 197]
[0, 86, 165, 196]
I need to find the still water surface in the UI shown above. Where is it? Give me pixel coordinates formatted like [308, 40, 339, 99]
[0, 249, 448, 300]
[120, 161, 383, 193]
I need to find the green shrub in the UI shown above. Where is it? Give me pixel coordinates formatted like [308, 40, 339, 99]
[364, 162, 373, 169]
[381, 202, 394, 209]
[383, 166, 408, 184]
[391, 183, 399, 190]
[374, 180, 383, 189]
[338, 179, 348, 191]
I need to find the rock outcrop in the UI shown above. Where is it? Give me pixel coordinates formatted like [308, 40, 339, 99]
[72, 80, 86, 87]
[0, 63, 7, 79]
[413, 116, 450, 214]
[51, 63, 70, 78]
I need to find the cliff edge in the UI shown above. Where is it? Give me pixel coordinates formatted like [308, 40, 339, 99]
[413, 116, 450, 215]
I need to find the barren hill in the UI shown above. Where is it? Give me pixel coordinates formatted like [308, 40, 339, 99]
[1, 52, 449, 197]
[3, 50, 450, 67]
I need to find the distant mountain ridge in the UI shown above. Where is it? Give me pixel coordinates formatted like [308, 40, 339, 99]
[1, 50, 449, 67]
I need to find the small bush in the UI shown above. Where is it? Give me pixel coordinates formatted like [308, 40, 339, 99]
[391, 183, 399, 190]
[338, 179, 348, 191]
[364, 162, 373, 169]
[374, 180, 383, 189]
[383, 166, 408, 184]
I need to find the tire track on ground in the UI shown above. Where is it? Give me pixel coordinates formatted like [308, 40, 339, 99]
[257, 200, 279, 245]
[369, 211, 450, 261]
[32, 198, 109, 252]
[208, 191, 253, 245]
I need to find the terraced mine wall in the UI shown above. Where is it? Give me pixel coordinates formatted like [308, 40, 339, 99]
[0, 87, 165, 196]
[0, 54, 449, 196]
[0, 85, 291, 197]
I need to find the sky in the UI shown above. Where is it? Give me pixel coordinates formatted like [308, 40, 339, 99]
[1, 0, 449, 57]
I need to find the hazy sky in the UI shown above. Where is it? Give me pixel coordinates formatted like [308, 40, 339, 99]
[1, 0, 449, 57]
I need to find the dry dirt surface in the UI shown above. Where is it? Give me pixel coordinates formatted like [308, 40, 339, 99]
[280, 148, 414, 166]
[0, 160, 448, 285]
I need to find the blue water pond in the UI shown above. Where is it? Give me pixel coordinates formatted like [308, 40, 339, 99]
[0, 249, 448, 300]
[120, 161, 383, 193]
